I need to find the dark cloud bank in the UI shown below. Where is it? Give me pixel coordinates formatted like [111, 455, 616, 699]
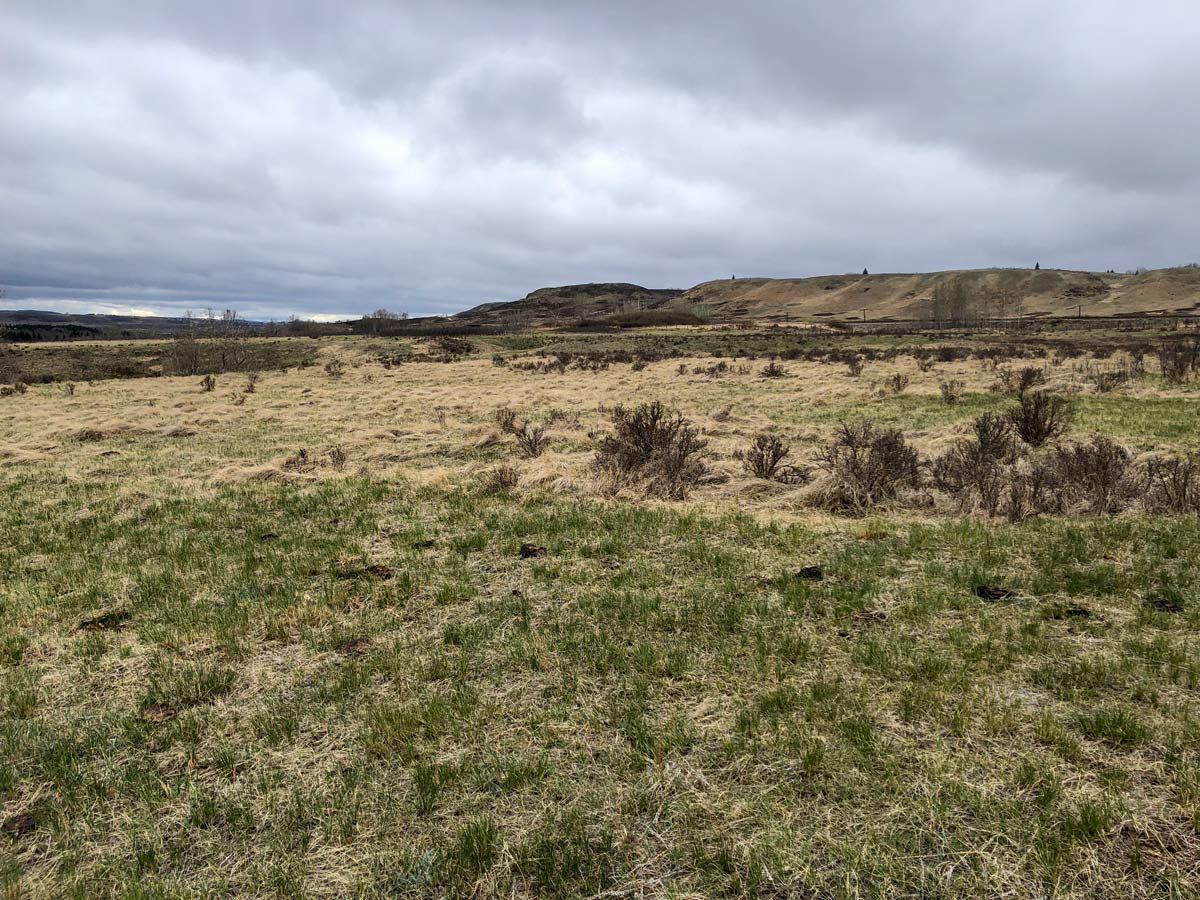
[2, 1, 1198, 319]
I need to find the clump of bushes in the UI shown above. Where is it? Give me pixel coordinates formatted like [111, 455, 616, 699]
[1083, 363, 1131, 393]
[816, 421, 919, 513]
[1052, 436, 1139, 514]
[429, 335, 476, 358]
[494, 406, 551, 457]
[933, 412, 1015, 515]
[495, 408, 518, 434]
[760, 359, 788, 379]
[594, 401, 709, 499]
[1144, 455, 1200, 512]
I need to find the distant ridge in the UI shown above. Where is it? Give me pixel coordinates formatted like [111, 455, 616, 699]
[7, 266, 1200, 338]
[451, 267, 1200, 326]
[0, 309, 203, 341]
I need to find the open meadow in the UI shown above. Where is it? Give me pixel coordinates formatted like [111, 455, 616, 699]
[1, 326, 1199, 898]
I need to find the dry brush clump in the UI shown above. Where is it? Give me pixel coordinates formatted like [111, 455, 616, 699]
[1157, 338, 1200, 383]
[495, 407, 551, 457]
[1143, 455, 1200, 512]
[593, 401, 709, 499]
[736, 433, 810, 483]
[939, 379, 965, 404]
[1006, 392, 1075, 447]
[1052, 436, 1141, 514]
[479, 464, 520, 494]
[494, 407, 518, 434]
[995, 365, 1047, 397]
[933, 412, 1017, 516]
[814, 421, 920, 513]
[925, 406, 1197, 519]
[514, 422, 551, 458]
[880, 373, 910, 396]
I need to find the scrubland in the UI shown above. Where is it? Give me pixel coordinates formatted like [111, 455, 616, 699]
[1, 328, 1198, 898]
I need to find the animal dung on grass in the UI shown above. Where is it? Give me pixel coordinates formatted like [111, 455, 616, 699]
[2, 810, 39, 838]
[141, 703, 177, 724]
[77, 608, 131, 631]
[975, 584, 1015, 601]
[1143, 594, 1184, 613]
[338, 637, 372, 656]
[796, 565, 824, 580]
[519, 543, 546, 558]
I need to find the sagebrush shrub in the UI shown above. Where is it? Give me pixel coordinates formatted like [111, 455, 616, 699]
[932, 412, 1013, 514]
[740, 433, 790, 480]
[817, 421, 919, 512]
[1144, 455, 1200, 513]
[594, 401, 708, 499]
[938, 379, 965, 404]
[1053, 437, 1140, 514]
[1158, 339, 1199, 383]
[481, 464, 519, 494]
[998, 365, 1046, 396]
[514, 422, 550, 458]
[494, 408, 518, 434]
[1007, 393, 1074, 447]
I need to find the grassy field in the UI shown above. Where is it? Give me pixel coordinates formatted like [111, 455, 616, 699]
[1, 330, 1198, 898]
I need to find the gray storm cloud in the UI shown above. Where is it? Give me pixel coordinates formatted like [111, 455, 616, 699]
[1, 0, 1197, 319]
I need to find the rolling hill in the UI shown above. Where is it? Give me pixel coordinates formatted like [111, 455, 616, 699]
[454, 283, 684, 327]
[453, 266, 1200, 326]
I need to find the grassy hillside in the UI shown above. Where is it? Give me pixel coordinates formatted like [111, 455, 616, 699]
[678, 267, 1200, 323]
[455, 283, 684, 327]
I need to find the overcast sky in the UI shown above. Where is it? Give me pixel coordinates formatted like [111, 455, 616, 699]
[2, 1, 1198, 320]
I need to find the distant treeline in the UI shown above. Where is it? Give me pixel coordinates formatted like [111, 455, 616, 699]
[1, 323, 104, 342]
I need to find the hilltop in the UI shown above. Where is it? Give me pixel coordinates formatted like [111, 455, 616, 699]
[454, 283, 684, 327]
